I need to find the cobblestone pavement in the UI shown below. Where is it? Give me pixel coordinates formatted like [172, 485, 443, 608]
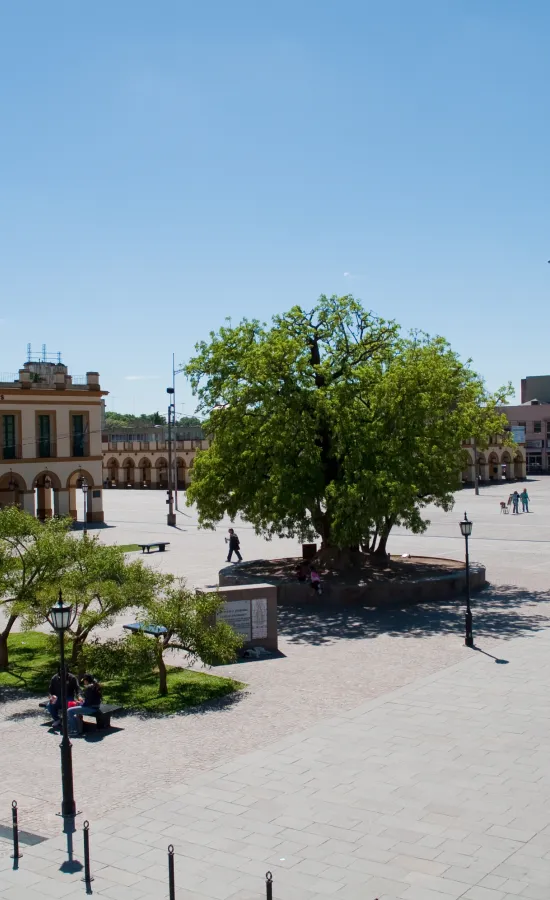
[3, 626, 550, 898]
[2, 480, 550, 889]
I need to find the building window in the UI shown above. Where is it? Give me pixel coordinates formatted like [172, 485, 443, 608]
[534, 421, 542, 433]
[2, 415, 16, 460]
[72, 414, 86, 457]
[38, 415, 51, 457]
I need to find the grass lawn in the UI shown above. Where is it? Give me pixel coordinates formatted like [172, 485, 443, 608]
[0, 632, 244, 713]
[116, 543, 141, 552]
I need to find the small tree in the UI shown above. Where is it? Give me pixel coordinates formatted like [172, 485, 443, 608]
[0, 508, 74, 669]
[139, 581, 242, 695]
[32, 537, 164, 668]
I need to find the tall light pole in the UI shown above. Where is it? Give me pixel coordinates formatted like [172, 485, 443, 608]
[166, 387, 176, 526]
[459, 512, 474, 648]
[172, 353, 185, 511]
[46, 593, 78, 859]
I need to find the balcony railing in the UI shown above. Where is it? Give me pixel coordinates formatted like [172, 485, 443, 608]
[2, 444, 22, 460]
[36, 440, 57, 459]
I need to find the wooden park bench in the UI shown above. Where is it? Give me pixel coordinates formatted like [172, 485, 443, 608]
[138, 542, 170, 553]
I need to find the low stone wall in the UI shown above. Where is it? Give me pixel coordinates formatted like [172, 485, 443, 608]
[219, 558, 486, 607]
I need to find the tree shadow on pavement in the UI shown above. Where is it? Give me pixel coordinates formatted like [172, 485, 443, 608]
[277, 584, 550, 646]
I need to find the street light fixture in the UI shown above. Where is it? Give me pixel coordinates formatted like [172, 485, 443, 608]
[459, 512, 474, 648]
[46, 592, 78, 853]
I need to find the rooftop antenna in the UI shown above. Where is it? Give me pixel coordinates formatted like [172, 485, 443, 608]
[41, 344, 47, 362]
[26, 343, 31, 362]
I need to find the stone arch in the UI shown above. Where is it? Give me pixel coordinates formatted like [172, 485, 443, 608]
[66, 469, 96, 489]
[0, 471, 28, 492]
[32, 470, 62, 490]
[0, 471, 27, 512]
[488, 451, 500, 481]
[106, 457, 119, 484]
[156, 457, 168, 488]
[513, 449, 526, 479]
[121, 457, 135, 487]
[176, 457, 186, 488]
[138, 457, 152, 486]
[477, 453, 488, 482]
[501, 450, 513, 481]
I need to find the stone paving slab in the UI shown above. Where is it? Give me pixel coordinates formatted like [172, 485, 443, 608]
[3, 627, 550, 898]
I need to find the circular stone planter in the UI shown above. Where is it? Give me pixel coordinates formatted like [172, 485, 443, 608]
[219, 556, 486, 607]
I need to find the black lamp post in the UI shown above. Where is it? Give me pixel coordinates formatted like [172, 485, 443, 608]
[77, 471, 88, 537]
[166, 387, 176, 526]
[46, 594, 77, 832]
[459, 512, 474, 648]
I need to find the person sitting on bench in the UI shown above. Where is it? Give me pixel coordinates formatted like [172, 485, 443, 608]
[67, 674, 102, 736]
[47, 667, 80, 729]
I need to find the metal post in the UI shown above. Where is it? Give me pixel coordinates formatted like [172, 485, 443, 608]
[464, 532, 473, 648]
[473, 438, 479, 495]
[82, 820, 94, 890]
[166, 388, 176, 526]
[173, 353, 178, 513]
[11, 801, 22, 864]
[266, 870, 273, 900]
[168, 844, 175, 900]
[58, 630, 77, 817]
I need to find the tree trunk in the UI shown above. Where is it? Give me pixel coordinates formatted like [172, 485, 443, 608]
[157, 642, 168, 696]
[0, 615, 18, 670]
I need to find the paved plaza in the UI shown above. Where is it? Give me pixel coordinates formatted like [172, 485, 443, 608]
[1, 479, 550, 897]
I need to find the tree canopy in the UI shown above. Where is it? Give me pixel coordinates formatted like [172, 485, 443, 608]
[104, 411, 202, 429]
[0, 508, 75, 667]
[185, 294, 511, 560]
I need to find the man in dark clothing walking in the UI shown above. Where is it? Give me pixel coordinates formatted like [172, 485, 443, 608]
[226, 528, 242, 562]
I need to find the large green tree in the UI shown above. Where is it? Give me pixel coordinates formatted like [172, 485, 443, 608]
[185, 295, 510, 562]
[0, 508, 74, 668]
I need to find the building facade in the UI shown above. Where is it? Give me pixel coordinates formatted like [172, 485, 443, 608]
[101, 425, 208, 490]
[0, 360, 106, 521]
[501, 400, 550, 474]
[461, 438, 526, 483]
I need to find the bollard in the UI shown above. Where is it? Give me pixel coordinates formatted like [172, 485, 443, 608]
[11, 801, 22, 864]
[168, 844, 175, 900]
[81, 821, 94, 891]
[266, 870, 273, 900]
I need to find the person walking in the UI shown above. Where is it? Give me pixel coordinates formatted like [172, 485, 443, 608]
[226, 528, 242, 562]
[520, 487, 530, 512]
[512, 490, 520, 514]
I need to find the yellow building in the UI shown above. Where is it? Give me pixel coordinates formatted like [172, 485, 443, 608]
[0, 358, 106, 521]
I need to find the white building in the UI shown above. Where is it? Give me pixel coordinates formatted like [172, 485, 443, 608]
[0, 358, 106, 522]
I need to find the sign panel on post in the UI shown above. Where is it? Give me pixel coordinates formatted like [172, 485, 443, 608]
[217, 600, 251, 639]
[251, 598, 268, 639]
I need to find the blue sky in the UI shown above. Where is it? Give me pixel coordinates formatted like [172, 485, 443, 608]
[1, 0, 549, 414]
